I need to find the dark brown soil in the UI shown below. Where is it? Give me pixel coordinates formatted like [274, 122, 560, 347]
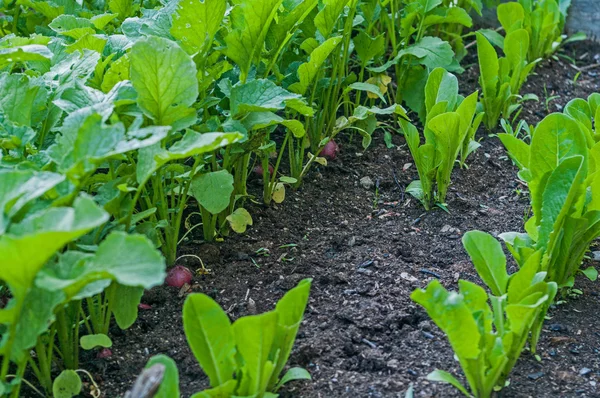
[73, 42, 600, 398]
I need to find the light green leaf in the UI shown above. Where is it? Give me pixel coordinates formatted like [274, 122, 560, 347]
[170, 0, 226, 55]
[191, 170, 234, 215]
[146, 355, 180, 398]
[112, 285, 145, 329]
[274, 367, 311, 391]
[80, 334, 113, 350]
[462, 230, 509, 296]
[224, 0, 283, 82]
[231, 79, 301, 116]
[400, 36, 454, 69]
[0, 196, 108, 293]
[289, 36, 342, 95]
[427, 370, 470, 397]
[582, 267, 598, 281]
[314, 0, 350, 37]
[53, 370, 82, 398]
[183, 294, 236, 387]
[226, 208, 253, 233]
[130, 36, 198, 129]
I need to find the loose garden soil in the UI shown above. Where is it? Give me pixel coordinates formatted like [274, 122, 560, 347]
[87, 42, 600, 398]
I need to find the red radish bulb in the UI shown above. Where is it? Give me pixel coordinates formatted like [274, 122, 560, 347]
[253, 164, 274, 177]
[165, 266, 193, 288]
[321, 140, 339, 160]
[97, 348, 112, 359]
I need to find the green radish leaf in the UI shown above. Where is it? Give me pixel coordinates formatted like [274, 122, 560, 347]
[227, 208, 253, 233]
[401, 36, 454, 69]
[191, 170, 235, 215]
[8, 287, 64, 361]
[224, 0, 284, 82]
[427, 370, 470, 397]
[145, 355, 180, 398]
[314, 0, 350, 38]
[183, 294, 236, 387]
[170, 0, 226, 55]
[80, 334, 113, 350]
[0, 73, 47, 127]
[0, 45, 53, 69]
[0, 196, 108, 293]
[289, 36, 342, 95]
[230, 79, 302, 116]
[347, 82, 386, 103]
[53, 370, 82, 398]
[112, 285, 145, 329]
[136, 131, 242, 184]
[462, 230, 509, 296]
[353, 32, 385, 66]
[130, 36, 198, 129]
[191, 380, 237, 398]
[581, 267, 598, 281]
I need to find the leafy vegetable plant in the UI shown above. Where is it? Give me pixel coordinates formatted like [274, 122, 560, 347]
[476, 29, 538, 130]
[142, 279, 313, 397]
[498, 113, 600, 287]
[497, 0, 574, 61]
[412, 230, 557, 397]
[400, 68, 482, 210]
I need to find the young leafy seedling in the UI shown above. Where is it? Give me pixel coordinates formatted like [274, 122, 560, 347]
[476, 29, 538, 130]
[498, 113, 600, 288]
[412, 231, 557, 397]
[179, 279, 313, 397]
[400, 68, 482, 210]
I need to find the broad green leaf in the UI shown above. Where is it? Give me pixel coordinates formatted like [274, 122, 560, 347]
[112, 285, 145, 329]
[314, 0, 350, 38]
[289, 36, 342, 95]
[170, 0, 226, 55]
[0, 196, 108, 294]
[423, 7, 472, 28]
[53, 370, 82, 398]
[80, 334, 113, 350]
[91, 13, 119, 30]
[146, 355, 181, 398]
[130, 36, 198, 129]
[346, 82, 386, 103]
[401, 36, 454, 69]
[0, 45, 53, 69]
[224, 0, 284, 82]
[231, 79, 301, 116]
[497, 2, 525, 33]
[136, 132, 242, 184]
[0, 169, 65, 234]
[424, 67, 458, 115]
[529, 113, 588, 191]
[353, 32, 385, 66]
[109, 0, 136, 20]
[462, 231, 509, 296]
[411, 280, 481, 360]
[234, 311, 278, 395]
[226, 208, 253, 233]
[191, 170, 234, 214]
[0, 73, 47, 127]
[429, 112, 462, 203]
[537, 156, 585, 251]
[5, 287, 64, 361]
[183, 294, 236, 387]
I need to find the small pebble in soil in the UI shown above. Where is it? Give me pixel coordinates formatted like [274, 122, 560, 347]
[407, 369, 418, 376]
[360, 176, 374, 190]
[358, 259, 374, 268]
[421, 331, 434, 339]
[579, 368, 592, 376]
[549, 323, 568, 333]
[528, 372, 545, 380]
